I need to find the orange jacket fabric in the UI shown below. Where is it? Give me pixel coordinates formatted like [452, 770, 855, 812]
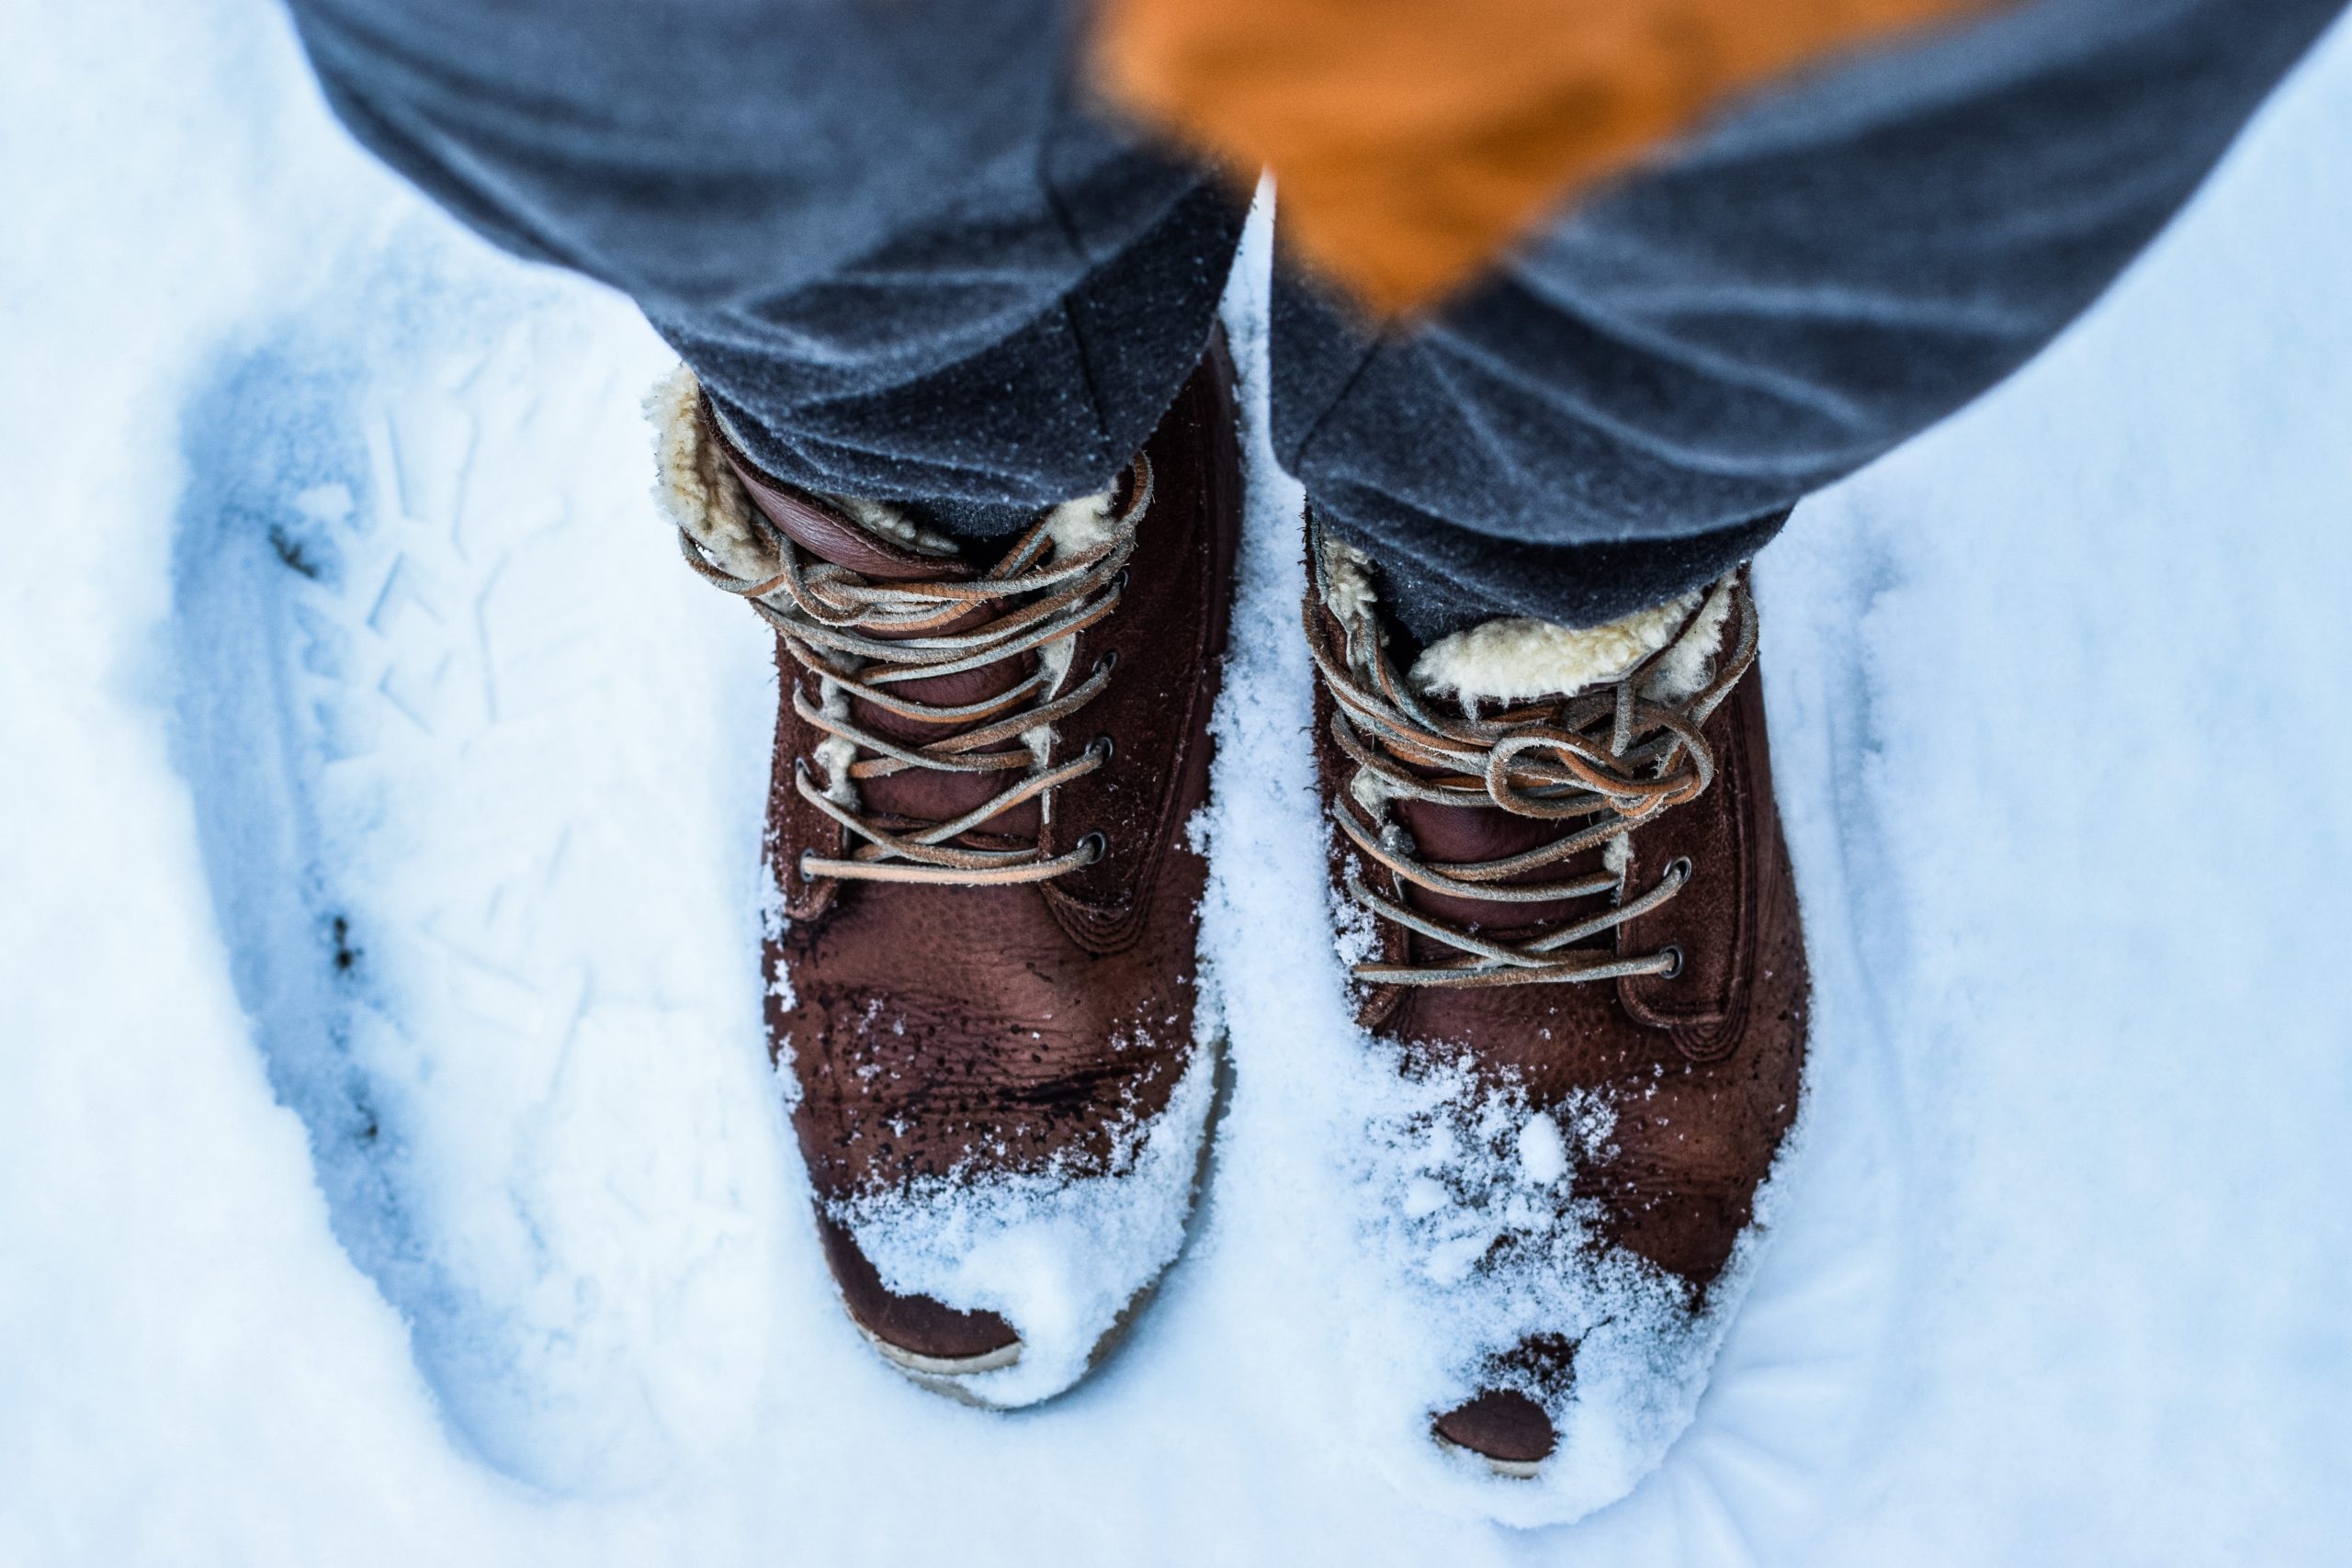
[1094, 0, 1992, 316]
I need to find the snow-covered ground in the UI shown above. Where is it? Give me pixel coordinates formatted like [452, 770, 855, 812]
[6, 1, 2352, 1562]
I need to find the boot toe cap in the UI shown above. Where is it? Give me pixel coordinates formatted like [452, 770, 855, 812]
[1432, 1389, 1557, 1478]
[817, 1216, 1022, 1374]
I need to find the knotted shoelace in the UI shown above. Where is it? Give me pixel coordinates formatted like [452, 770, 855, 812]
[677, 456, 1152, 886]
[1307, 541, 1757, 987]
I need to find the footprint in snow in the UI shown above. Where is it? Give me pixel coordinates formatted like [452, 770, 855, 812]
[164, 267, 779, 1496]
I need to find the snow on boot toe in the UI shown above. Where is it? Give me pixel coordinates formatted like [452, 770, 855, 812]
[831, 1044, 1219, 1407]
[817, 1217, 1021, 1372]
[652, 338, 1242, 1406]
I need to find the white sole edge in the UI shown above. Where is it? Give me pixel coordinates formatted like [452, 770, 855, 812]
[850, 1314, 1025, 1380]
[1433, 1430, 1547, 1481]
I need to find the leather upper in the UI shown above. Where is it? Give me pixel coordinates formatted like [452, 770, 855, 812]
[744, 338, 1240, 1354]
[1310, 576, 1809, 1440]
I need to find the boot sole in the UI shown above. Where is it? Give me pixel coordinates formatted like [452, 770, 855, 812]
[1432, 1429, 1547, 1480]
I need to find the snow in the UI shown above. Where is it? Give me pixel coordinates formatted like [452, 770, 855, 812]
[839, 1037, 1221, 1408]
[164, 269, 782, 1494]
[6, 0, 2352, 1562]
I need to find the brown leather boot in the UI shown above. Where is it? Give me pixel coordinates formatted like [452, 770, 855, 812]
[649, 338, 1238, 1405]
[1304, 516, 1807, 1490]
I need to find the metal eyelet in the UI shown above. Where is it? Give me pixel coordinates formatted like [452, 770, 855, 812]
[1092, 648, 1120, 676]
[1112, 568, 1131, 592]
[1087, 734, 1115, 763]
[1666, 856, 1694, 885]
[796, 850, 816, 884]
[1657, 943, 1684, 979]
[1076, 830, 1109, 865]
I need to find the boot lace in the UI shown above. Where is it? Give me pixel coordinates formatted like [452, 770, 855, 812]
[1306, 535, 1756, 987]
[677, 457, 1152, 886]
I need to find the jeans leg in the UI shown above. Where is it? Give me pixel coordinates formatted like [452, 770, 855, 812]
[1273, 0, 2348, 635]
[286, 0, 1247, 529]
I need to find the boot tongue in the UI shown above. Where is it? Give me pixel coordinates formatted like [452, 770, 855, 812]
[1384, 640, 1655, 942]
[722, 445, 969, 584]
[719, 440, 1046, 833]
[1390, 721, 1607, 939]
[1378, 585, 1733, 942]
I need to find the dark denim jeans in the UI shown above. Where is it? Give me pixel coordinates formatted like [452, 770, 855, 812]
[287, 0, 2343, 634]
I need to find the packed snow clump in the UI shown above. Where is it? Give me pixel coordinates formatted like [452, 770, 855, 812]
[836, 1038, 1220, 1407]
[1325, 1035, 1783, 1524]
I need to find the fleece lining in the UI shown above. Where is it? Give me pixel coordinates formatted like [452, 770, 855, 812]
[650, 364, 1115, 569]
[1318, 529, 1736, 706]
[648, 363, 1124, 802]
[1411, 596, 1703, 705]
[645, 366, 774, 582]
[648, 364, 969, 571]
